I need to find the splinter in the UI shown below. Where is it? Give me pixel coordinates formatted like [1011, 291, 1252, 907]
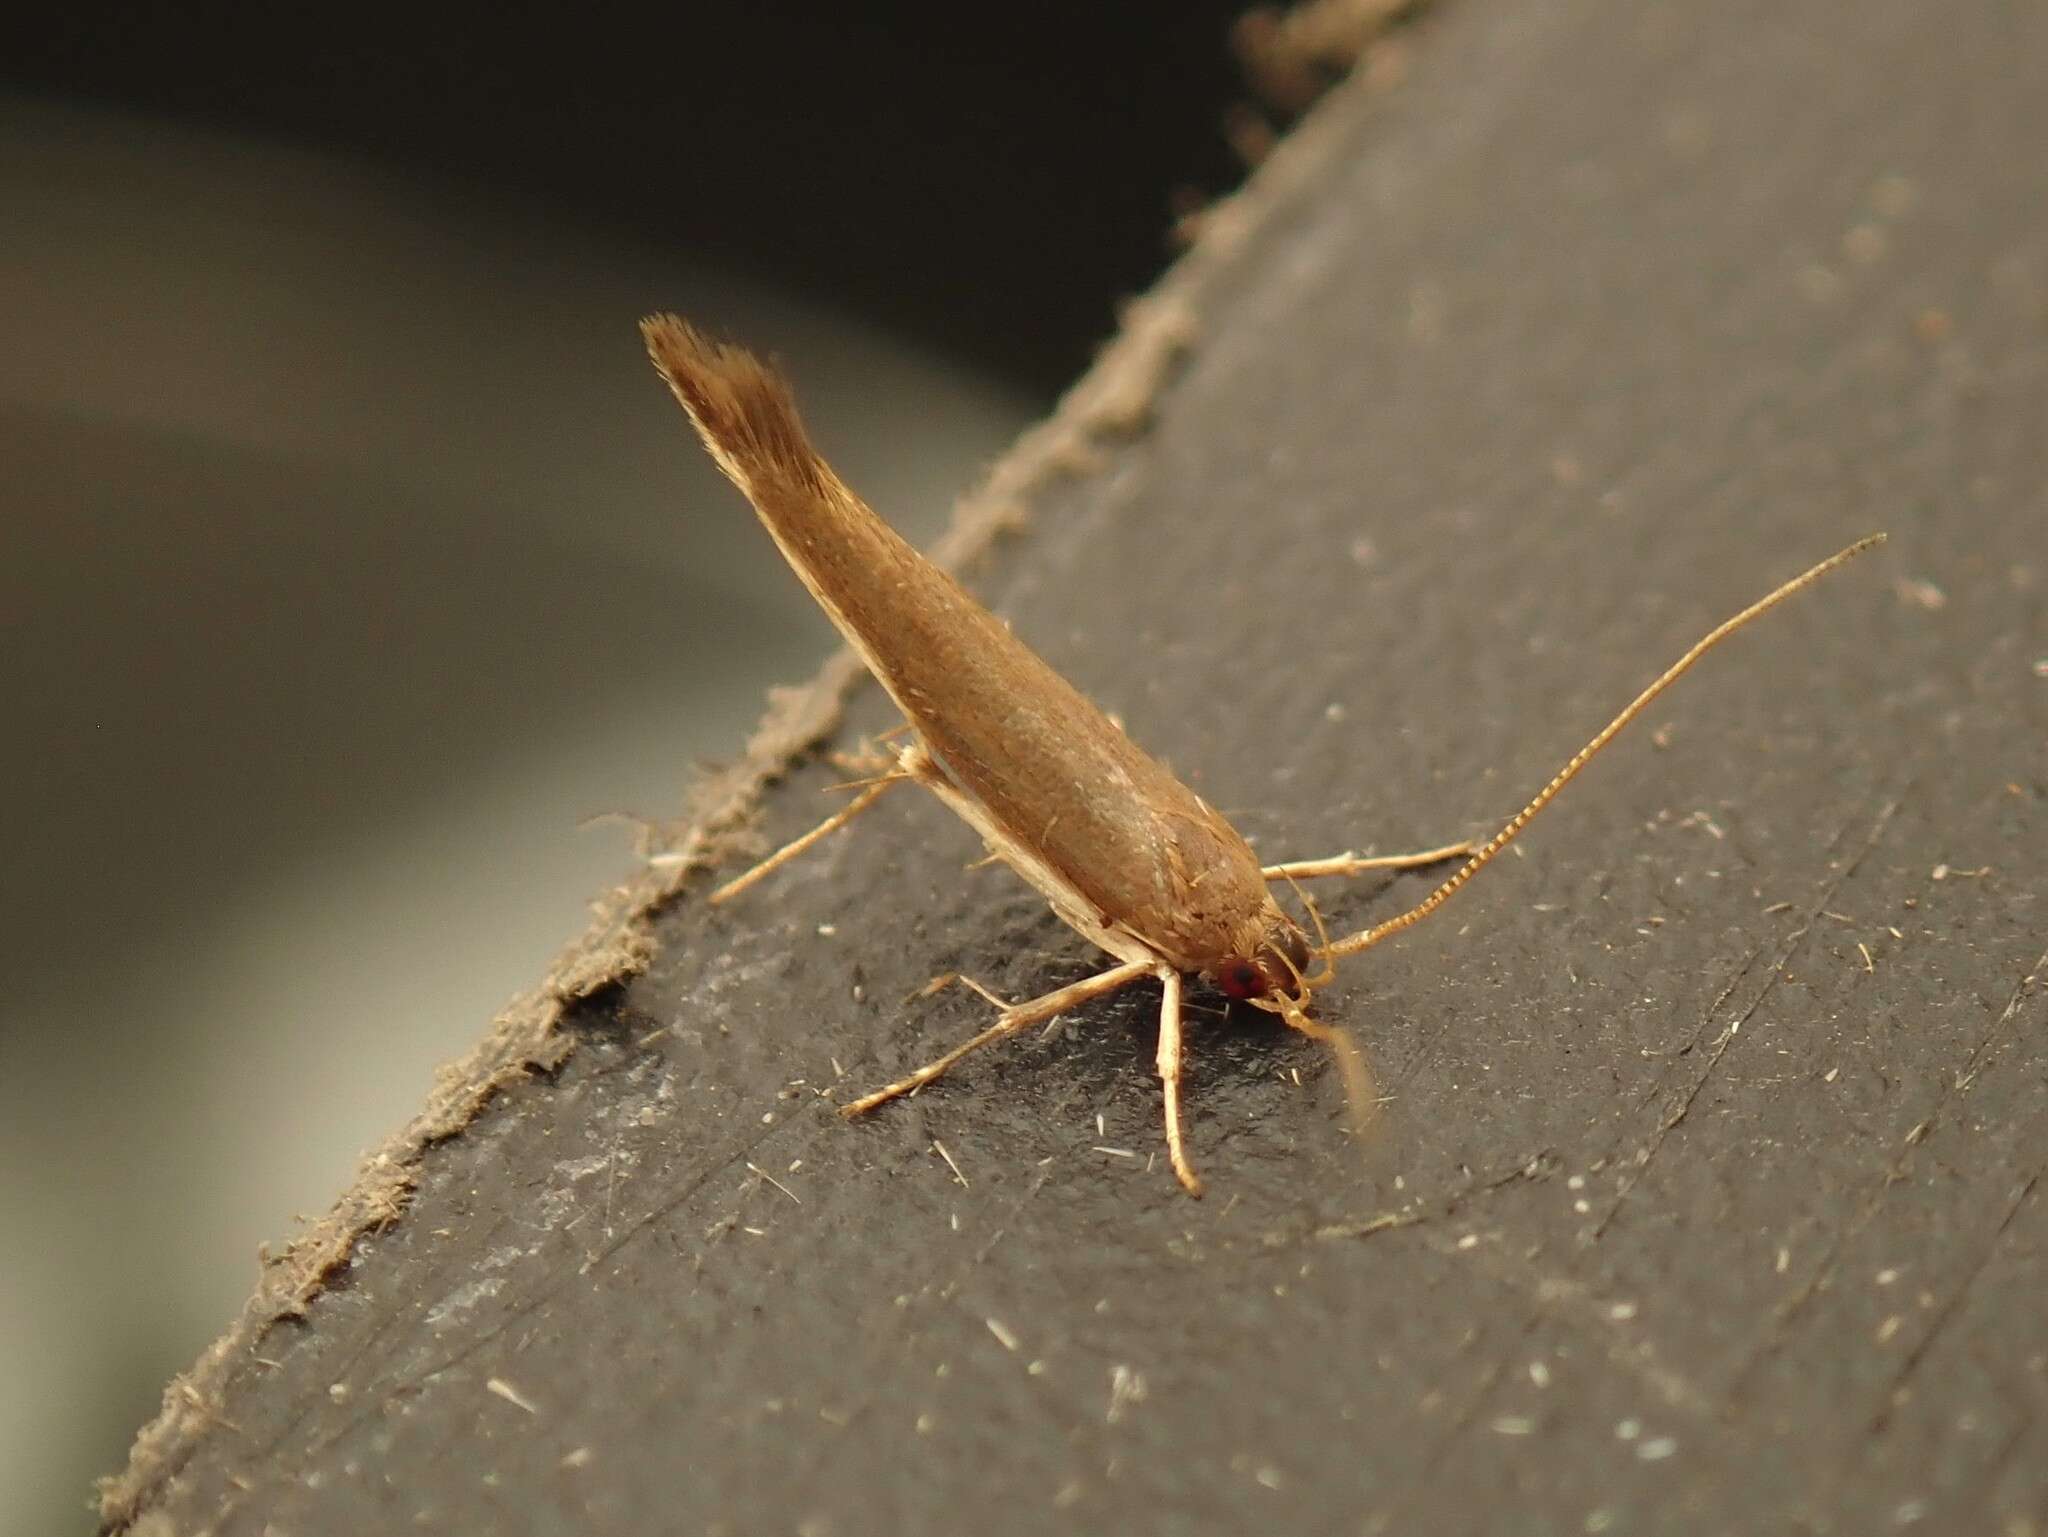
[644, 314, 1882, 1196]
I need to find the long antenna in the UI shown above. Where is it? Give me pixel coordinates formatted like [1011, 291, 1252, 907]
[1326, 533, 1886, 961]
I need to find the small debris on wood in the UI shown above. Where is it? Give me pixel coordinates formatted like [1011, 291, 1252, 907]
[486, 1379, 539, 1416]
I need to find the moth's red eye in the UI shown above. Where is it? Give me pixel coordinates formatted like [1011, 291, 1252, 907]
[1219, 961, 1263, 1001]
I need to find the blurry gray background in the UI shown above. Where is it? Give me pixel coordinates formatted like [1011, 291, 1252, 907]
[0, 6, 1252, 1530]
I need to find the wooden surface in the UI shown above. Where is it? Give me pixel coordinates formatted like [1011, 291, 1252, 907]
[108, 0, 2046, 1531]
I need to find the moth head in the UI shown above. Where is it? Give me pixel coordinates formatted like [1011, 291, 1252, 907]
[1210, 920, 1316, 1003]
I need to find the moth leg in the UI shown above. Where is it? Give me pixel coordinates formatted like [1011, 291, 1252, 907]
[825, 735, 904, 778]
[1261, 840, 1473, 881]
[1154, 967, 1203, 1197]
[709, 776, 906, 906]
[840, 960, 1153, 1118]
[905, 972, 1011, 1009]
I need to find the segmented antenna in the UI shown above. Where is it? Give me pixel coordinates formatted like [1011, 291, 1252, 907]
[1326, 534, 1886, 961]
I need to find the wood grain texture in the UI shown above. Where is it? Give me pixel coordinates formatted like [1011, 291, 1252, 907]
[108, 0, 2048, 1532]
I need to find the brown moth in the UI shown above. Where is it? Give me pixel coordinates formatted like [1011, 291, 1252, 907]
[643, 314, 1882, 1196]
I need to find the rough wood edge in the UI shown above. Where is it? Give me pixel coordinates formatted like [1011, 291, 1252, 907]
[1235, 0, 1431, 115]
[96, 21, 1421, 1529]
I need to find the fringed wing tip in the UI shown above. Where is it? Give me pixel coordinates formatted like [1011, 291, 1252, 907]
[641, 313, 827, 495]
[640, 312, 728, 390]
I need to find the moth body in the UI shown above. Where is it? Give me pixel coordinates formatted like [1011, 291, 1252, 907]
[643, 312, 1882, 1195]
[643, 316, 1304, 994]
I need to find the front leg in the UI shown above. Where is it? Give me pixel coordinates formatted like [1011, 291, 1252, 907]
[1154, 967, 1202, 1196]
[1262, 840, 1472, 882]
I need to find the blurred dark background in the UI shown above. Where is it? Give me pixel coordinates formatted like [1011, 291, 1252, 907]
[18, 2, 1257, 391]
[1, 4, 1259, 1530]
